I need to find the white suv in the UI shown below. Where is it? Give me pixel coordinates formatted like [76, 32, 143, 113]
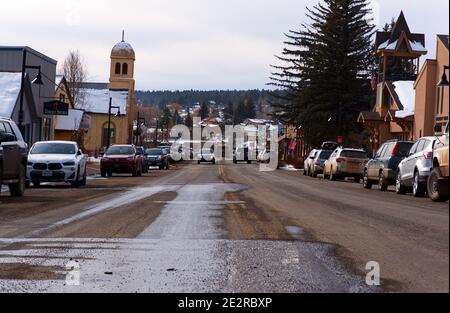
[27, 141, 88, 187]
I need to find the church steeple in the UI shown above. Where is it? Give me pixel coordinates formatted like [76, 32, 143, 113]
[109, 31, 136, 91]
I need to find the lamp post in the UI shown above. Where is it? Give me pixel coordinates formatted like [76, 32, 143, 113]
[18, 49, 44, 135]
[107, 97, 121, 149]
[437, 65, 449, 87]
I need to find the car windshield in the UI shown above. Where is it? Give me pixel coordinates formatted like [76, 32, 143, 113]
[319, 150, 332, 159]
[340, 150, 367, 159]
[106, 146, 135, 155]
[31, 143, 76, 155]
[202, 149, 213, 154]
[146, 149, 164, 156]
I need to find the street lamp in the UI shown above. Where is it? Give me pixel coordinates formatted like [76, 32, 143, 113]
[18, 49, 44, 135]
[106, 97, 121, 149]
[437, 65, 449, 87]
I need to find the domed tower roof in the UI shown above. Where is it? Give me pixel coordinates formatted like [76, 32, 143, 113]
[111, 31, 135, 60]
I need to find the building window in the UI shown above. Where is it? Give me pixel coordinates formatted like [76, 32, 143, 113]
[122, 63, 128, 75]
[115, 62, 121, 75]
[436, 87, 441, 115]
[59, 94, 66, 102]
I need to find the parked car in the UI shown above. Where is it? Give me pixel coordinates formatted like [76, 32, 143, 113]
[0, 117, 28, 197]
[198, 148, 216, 165]
[303, 149, 318, 176]
[145, 148, 170, 170]
[363, 140, 414, 191]
[101, 145, 144, 177]
[135, 146, 148, 173]
[396, 137, 436, 197]
[324, 148, 368, 182]
[27, 141, 87, 188]
[310, 149, 333, 177]
[233, 147, 253, 164]
[428, 123, 449, 202]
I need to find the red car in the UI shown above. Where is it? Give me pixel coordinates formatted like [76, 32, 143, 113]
[101, 145, 144, 177]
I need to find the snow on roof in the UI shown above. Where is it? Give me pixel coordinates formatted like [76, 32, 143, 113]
[0, 72, 22, 118]
[54, 109, 84, 131]
[393, 81, 415, 118]
[409, 40, 427, 53]
[112, 41, 134, 53]
[79, 88, 128, 114]
[55, 75, 64, 91]
[378, 40, 398, 50]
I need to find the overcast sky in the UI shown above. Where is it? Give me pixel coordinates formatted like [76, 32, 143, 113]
[1, 0, 448, 90]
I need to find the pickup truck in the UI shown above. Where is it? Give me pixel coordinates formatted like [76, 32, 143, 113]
[428, 123, 449, 202]
[0, 117, 28, 197]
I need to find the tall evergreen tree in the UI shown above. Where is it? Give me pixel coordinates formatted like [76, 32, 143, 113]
[200, 101, 210, 120]
[224, 101, 236, 124]
[185, 110, 193, 129]
[161, 107, 172, 132]
[173, 109, 182, 125]
[270, 0, 375, 148]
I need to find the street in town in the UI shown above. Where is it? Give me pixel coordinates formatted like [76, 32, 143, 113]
[0, 161, 447, 293]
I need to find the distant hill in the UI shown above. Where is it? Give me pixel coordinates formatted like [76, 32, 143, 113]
[135, 89, 276, 109]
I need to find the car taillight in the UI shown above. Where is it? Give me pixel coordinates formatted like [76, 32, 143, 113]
[391, 143, 399, 157]
[336, 158, 345, 163]
[423, 151, 433, 159]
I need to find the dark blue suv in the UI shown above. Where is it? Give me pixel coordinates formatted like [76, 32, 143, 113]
[363, 140, 414, 191]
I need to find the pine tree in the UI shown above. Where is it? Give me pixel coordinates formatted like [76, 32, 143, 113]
[224, 102, 235, 124]
[270, 0, 375, 148]
[161, 107, 172, 131]
[185, 109, 193, 129]
[173, 109, 182, 125]
[200, 101, 209, 120]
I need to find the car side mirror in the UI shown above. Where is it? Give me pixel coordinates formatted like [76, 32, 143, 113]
[0, 132, 16, 143]
[77, 150, 82, 156]
[434, 124, 443, 134]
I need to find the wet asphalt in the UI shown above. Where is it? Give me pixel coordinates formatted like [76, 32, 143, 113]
[0, 163, 412, 292]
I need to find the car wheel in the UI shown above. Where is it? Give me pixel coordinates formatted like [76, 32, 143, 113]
[9, 165, 25, 197]
[363, 170, 372, 189]
[303, 167, 307, 176]
[33, 181, 41, 188]
[80, 168, 87, 187]
[166, 162, 170, 170]
[101, 171, 107, 178]
[71, 168, 81, 188]
[198, 161, 201, 165]
[107, 172, 113, 177]
[412, 171, 425, 197]
[395, 171, 407, 195]
[428, 167, 448, 202]
[354, 176, 362, 184]
[379, 171, 388, 191]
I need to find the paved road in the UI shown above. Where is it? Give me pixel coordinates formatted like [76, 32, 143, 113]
[0, 162, 447, 292]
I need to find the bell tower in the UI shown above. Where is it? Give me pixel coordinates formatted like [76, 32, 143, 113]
[109, 30, 136, 92]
